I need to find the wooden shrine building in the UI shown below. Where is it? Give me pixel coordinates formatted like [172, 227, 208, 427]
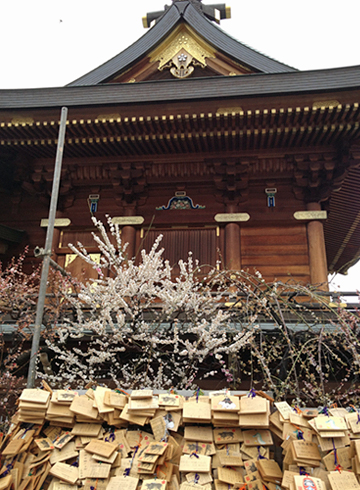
[1, 0, 360, 288]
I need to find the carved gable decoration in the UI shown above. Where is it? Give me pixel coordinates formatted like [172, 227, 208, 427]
[112, 22, 253, 83]
[150, 24, 215, 78]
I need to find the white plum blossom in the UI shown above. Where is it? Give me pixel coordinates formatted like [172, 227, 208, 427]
[41, 216, 253, 390]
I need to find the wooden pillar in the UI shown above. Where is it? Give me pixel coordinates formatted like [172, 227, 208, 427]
[306, 202, 329, 290]
[51, 211, 64, 262]
[225, 204, 241, 270]
[121, 207, 136, 259]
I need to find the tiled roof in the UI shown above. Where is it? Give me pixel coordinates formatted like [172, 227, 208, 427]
[1, 65, 360, 109]
[68, 1, 296, 87]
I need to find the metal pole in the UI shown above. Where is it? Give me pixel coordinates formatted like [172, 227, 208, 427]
[27, 107, 68, 388]
[34, 246, 68, 276]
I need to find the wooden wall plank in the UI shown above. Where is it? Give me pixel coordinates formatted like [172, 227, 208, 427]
[240, 224, 310, 283]
[242, 235, 308, 247]
[243, 225, 307, 236]
[243, 265, 310, 276]
[242, 254, 309, 266]
[242, 244, 308, 256]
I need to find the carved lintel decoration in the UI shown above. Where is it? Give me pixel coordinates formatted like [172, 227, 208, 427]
[157, 192, 205, 210]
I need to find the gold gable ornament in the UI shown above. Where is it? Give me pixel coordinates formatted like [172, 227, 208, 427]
[150, 24, 215, 79]
[170, 49, 195, 79]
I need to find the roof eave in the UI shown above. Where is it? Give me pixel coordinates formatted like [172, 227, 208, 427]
[1, 66, 360, 110]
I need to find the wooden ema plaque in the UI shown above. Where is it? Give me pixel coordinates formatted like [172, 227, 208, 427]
[314, 416, 347, 431]
[85, 439, 118, 458]
[183, 441, 215, 456]
[239, 395, 268, 414]
[217, 467, 243, 485]
[70, 395, 99, 419]
[19, 389, 50, 405]
[140, 478, 167, 490]
[293, 475, 327, 490]
[184, 426, 213, 442]
[158, 394, 180, 407]
[328, 470, 360, 489]
[49, 463, 79, 484]
[183, 401, 211, 422]
[243, 429, 273, 446]
[213, 428, 243, 444]
[179, 454, 211, 473]
[106, 476, 139, 490]
[211, 395, 239, 412]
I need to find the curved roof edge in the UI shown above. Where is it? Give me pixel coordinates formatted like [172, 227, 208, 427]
[67, 6, 181, 87]
[68, 2, 296, 87]
[183, 4, 297, 74]
[1, 65, 360, 110]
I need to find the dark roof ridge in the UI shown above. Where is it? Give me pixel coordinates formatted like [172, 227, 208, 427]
[68, 1, 296, 87]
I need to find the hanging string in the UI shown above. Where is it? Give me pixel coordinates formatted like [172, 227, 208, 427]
[290, 422, 304, 440]
[115, 388, 130, 396]
[105, 429, 115, 442]
[20, 427, 31, 439]
[0, 457, 16, 479]
[293, 405, 302, 415]
[257, 446, 266, 460]
[194, 473, 200, 484]
[332, 438, 337, 465]
[90, 479, 98, 490]
[296, 429, 304, 440]
[190, 441, 199, 459]
[156, 462, 168, 479]
[319, 406, 330, 417]
[124, 432, 142, 476]
[195, 387, 201, 402]
[248, 388, 257, 398]
[299, 467, 309, 476]
[332, 438, 342, 472]
[161, 423, 169, 443]
[0, 464, 13, 479]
